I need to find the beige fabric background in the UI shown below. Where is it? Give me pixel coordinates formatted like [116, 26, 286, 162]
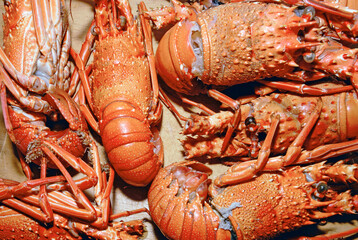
[0, 0, 357, 239]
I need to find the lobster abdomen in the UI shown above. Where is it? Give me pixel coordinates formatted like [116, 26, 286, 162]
[100, 101, 162, 187]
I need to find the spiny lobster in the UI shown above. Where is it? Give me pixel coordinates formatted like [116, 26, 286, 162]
[0, 0, 108, 224]
[177, 82, 358, 184]
[145, 0, 358, 96]
[148, 160, 358, 240]
[75, 0, 164, 187]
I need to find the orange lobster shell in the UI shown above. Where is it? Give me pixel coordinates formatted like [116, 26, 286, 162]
[183, 82, 358, 159]
[153, 0, 358, 95]
[79, 0, 164, 187]
[148, 160, 358, 240]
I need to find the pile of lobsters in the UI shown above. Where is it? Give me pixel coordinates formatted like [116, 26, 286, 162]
[0, 0, 357, 239]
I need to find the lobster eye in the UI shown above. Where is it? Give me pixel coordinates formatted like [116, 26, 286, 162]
[302, 6, 316, 20]
[119, 16, 127, 28]
[245, 116, 256, 127]
[316, 181, 328, 194]
[294, 6, 315, 20]
[4, 0, 11, 7]
[303, 52, 316, 63]
[297, 30, 305, 42]
[91, 24, 98, 36]
[294, 6, 305, 17]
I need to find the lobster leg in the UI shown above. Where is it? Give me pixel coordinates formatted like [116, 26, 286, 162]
[258, 79, 355, 95]
[1, 145, 114, 225]
[0, 177, 65, 200]
[70, 48, 100, 133]
[1, 88, 101, 222]
[214, 100, 323, 185]
[17, 150, 33, 180]
[68, 20, 96, 97]
[0, 66, 53, 115]
[0, 176, 97, 223]
[207, 90, 242, 153]
[141, 0, 199, 29]
[0, 203, 144, 240]
[139, 2, 162, 124]
[2, 198, 57, 223]
[300, 226, 358, 240]
[215, 137, 358, 186]
[38, 157, 54, 222]
[2, 189, 146, 239]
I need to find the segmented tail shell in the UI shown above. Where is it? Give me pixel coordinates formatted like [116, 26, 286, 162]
[100, 100, 163, 187]
[148, 161, 220, 240]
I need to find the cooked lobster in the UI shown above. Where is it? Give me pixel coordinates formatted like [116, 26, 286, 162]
[146, 0, 358, 95]
[177, 82, 358, 184]
[76, 0, 164, 187]
[148, 160, 358, 240]
[0, 0, 105, 223]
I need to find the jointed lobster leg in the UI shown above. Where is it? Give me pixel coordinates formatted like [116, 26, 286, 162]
[0, 192, 145, 239]
[0, 177, 64, 200]
[223, 99, 322, 183]
[1, 180, 97, 223]
[139, 2, 162, 123]
[215, 137, 358, 186]
[0, 142, 135, 227]
[0, 87, 104, 222]
[0, 204, 144, 240]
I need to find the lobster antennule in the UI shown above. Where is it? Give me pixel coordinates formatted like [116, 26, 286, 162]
[156, 19, 206, 95]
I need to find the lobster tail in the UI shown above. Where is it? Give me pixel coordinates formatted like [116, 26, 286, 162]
[100, 100, 163, 187]
[148, 161, 221, 240]
[155, 19, 207, 95]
